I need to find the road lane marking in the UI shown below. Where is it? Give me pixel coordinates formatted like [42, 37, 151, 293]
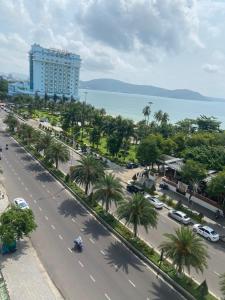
[42, 184, 46, 188]
[18, 177, 21, 181]
[72, 218, 76, 223]
[47, 190, 50, 194]
[78, 260, 84, 268]
[104, 293, 111, 300]
[128, 279, 136, 288]
[21, 181, 24, 186]
[51, 225, 55, 230]
[213, 271, 221, 276]
[89, 238, 95, 244]
[89, 275, 96, 283]
[52, 196, 56, 200]
[34, 199, 37, 204]
[100, 250, 106, 255]
[30, 194, 33, 198]
[25, 187, 28, 191]
[114, 264, 118, 270]
[80, 228, 84, 232]
[68, 247, 73, 253]
[59, 234, 63, 240]
[38, 206, 42, 211]
[45, 216, 48, 221]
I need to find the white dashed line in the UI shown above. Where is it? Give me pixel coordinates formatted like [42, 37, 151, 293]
[80, 228, 84, 232]
[21, 182, 24, 186]
[89, 275, 96, 283]
[47, 190, 50, 194]
[30, 194, 33, 198]
[51, 225, 55, 230]
[59, 234, 63, 240]
[42, 184, 46, 188]
[100, 250, 106, 255]
[45, 216, 49, 221]
[68, 247, 73, 253]
[25, 187, 28, 191]
[18, 177, 21, 181]
[114, 264, 118, 270]
[38, 206, 42, 211]
[128, 280, 136, 288]
[72, 218, 76, 223]
[78, 260, 84, 268]
[214, 271, 221, 277]
[52, 196, 56, 199]
[105, 293, 111, 300]
[34, 199, 37, 204]
[89, 238, 95, 244]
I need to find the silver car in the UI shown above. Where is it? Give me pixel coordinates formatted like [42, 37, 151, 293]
[193, 224, 220, 242]
[168, 209, 191, 224]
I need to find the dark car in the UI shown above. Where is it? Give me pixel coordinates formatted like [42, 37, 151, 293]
[126, 184, 144, 194]
[126, 162, 139, 169]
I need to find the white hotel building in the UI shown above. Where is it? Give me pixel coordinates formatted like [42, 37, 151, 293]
[29, 44, 81, 98]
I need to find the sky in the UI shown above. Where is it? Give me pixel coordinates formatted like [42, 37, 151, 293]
[0, 0, 225, 98]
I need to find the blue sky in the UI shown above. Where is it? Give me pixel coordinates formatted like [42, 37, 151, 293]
[0, 0, 225, 97]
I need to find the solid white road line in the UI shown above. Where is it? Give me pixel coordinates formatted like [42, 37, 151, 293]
[128, 279, 136, 288]
[104, 293, 111, 300]
[78, 260, 84, 268]
[51, 225, 55, 230]
[59, 234, 63, 240]
[89, 275, 96, 283]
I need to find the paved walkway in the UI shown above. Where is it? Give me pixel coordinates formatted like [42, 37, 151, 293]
[0, 179, 63, 300]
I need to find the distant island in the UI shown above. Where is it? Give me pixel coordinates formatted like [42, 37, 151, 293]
[80, 78, 224, 102]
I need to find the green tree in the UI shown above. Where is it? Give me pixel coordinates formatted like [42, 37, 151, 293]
[220, 273, 225, 298]
[196, 115, 221, 132]
[160, 227, 208, 275]
[180, 160, 207, 200]
[18, 124, 35, 145]
[35, 133, 53, 155]
[4, 113, 18, 133]
[117, 193, 158, 237]
[207, 170, 225, 205]
[93, 173, 123, 212]
[142, 105, 151, 125]
[70, 155, 104, 195]
[107, 134, 122, 156]
[0, 77, 8, 98]
[0, 206, 37, 245]
[89, 127, 101, 148]
[136, 136, 161, 168]
[45, 141, 70, 169]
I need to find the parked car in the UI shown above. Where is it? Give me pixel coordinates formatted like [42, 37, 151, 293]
[193, 224, 220, 242]
[126, 183, 144, 194]
[168, 209, 191, 224]
[159, 182, 169, 190]
[144, 194, 164, 209]
[126, 162, 139, 169]
[13, 197, 29, 210]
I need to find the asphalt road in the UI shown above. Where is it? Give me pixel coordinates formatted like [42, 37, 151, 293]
[0, 117, 183, 299]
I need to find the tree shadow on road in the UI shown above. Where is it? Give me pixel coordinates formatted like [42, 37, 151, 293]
[15, 148, 25, 154]
[104, 241, 144, 274]
[148, 280, 181, 300]
[21, 155, 33, 162]
[82, 218, 110, 240]
[35, 172, 55, 182]
[9, 142, 18, 148]
[25, 163, 43, 173]
[58, 198, 88, 218]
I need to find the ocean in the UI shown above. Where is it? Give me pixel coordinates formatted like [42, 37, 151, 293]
[80, 89, 225, 128]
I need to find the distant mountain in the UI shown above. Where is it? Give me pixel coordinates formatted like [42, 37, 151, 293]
[80, 78, 224, 102]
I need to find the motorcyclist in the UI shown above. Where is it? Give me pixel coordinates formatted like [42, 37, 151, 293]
[74, 236, 83, 249]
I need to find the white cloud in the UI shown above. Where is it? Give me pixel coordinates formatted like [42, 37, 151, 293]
[202, 63, 221, 74]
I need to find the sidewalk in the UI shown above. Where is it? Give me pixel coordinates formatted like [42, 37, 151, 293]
[0, 180, 63, 300]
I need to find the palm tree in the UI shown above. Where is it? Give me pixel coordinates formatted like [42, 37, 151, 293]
[36, 133, 53, 155]
[18, 124, 35, 145]
[117, 193, 158, 237]
[142, 105, 151, 125]
[154, 110, 163, 124]
[161, 112, 169, 124]
[160, 227, 208, 275]
[45, 141, 70, 169]
[93, 173, 123, 212]
[4, 113, 18, 133]
[220, 273, 225, 298]
[70, 155, 104, 195]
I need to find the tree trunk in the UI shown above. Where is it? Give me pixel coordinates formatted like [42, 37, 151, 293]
[55, 157, 58, 169]
[133, 222, 138, 238]
[85, 183, 89, 195]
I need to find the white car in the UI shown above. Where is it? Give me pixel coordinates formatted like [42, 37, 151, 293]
[13, 197, 29, 210]
[144, 194, 164, 209]
[193, 224, 220, 242]
[168, 209, 191, 224]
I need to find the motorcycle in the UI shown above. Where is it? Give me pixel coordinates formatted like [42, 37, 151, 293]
[215, 209, 220, 220]
[73, 236, 83, 252]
